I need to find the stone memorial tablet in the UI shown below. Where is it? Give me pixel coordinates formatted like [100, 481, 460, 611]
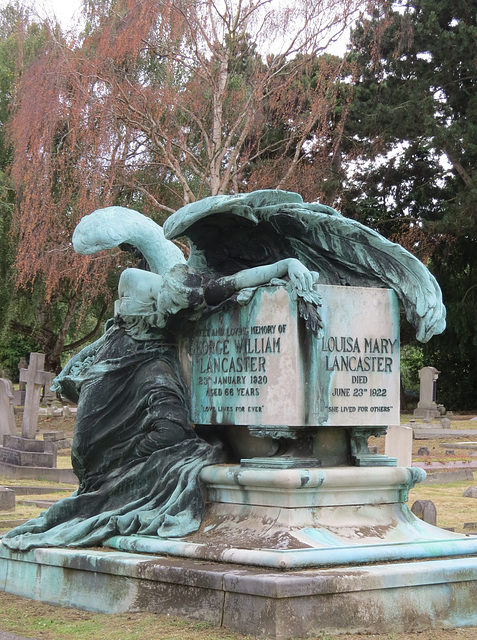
[181, 283, 400, 427]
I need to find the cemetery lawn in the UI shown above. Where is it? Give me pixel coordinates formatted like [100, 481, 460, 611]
[0, 590, 476, 640]
[408, 480, 477, 532]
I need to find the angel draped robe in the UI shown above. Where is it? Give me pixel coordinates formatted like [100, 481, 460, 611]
[2, 321, 224, 551]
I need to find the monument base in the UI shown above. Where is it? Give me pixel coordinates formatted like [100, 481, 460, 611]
[106, 465, 477, 568]
[1, 546, 477, 638]
[2, 464, 477, 639]
[414, 408, 442, 420]
[0, 461, 76, 483]
[0, 435, 57, 468]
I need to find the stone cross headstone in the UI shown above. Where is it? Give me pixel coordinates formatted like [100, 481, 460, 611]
[414, 366, 442, 420]
[19, 353, 54, 439]
[0, 378, 16, 442]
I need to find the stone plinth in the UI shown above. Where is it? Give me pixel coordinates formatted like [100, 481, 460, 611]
[43, 431, 66, 441]
[2, 465, 477, 638]
[0, 464, 76, 483]
[43, 431, 71, 451]
[2, 516, 477, 640]
[107, 465, 477, 569]
[0, 435, 57, 468]
[0, 487, 15, 511]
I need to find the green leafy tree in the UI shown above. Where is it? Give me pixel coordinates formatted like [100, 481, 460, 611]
[342, 0, 477, 408]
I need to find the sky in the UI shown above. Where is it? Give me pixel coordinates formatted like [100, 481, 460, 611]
[3, 0, 83, 29]
[2, 0, 351, 54]
[44, 0, 81, 26]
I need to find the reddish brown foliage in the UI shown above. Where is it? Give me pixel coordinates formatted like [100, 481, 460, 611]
[9, 0, 366, 309]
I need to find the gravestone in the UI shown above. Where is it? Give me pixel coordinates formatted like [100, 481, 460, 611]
[411, 499, 437, 526]
[20, 353, 55, 438]
[414, 366, 442, 420]
[100, 278, 477, 633]
[463, 486, 477, 499]
[43, 430, 71, 451]
[13, 357, 28, 406]
[41, 384, 56, 407]
[0, 353, 57, 470]
[3, 191, 477, 639]
[384, 425, 413, 467]
[181, 284, 400, 467]
[0, 435, 57, 468]
[0, 487, 15, 511]
[0, 379, 16, 441]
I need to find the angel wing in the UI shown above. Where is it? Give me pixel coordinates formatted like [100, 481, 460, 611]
[73, 206, 185, 275]
[163, 190, 446, 343]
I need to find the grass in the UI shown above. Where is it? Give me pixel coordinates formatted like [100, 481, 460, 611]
[56, 454, 75, 469]
[409, 480, 477, 532]
[0, 592, 250, 640]
[0, 485, 75, 532]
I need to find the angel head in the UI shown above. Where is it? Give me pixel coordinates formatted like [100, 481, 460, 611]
[157, 264, 204, 323]
[117, 264, 204, 329]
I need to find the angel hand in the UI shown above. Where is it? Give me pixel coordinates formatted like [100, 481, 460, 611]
[287, 259, 319, 293]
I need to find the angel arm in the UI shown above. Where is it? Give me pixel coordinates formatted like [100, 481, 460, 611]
[204, 258, 319, 306]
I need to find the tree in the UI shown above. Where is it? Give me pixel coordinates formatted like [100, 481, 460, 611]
[5, 0, 366, 370]
[341, 0, 477, 408]
[71, 0, 365, 209]
[0, 4, 118, 373]
[0, 3, 44, 374]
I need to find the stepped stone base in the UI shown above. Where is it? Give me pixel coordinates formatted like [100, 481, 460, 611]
[0, 461, 76, 484]
[1, 464, 477, 638]
[0, 436, 57, 468]
[1, 547, 477, 639]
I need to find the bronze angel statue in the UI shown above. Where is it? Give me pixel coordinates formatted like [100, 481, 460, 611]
[2, 190, 445, 551]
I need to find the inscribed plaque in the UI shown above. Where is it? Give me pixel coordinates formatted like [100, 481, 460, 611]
[180, 284, 400, 427]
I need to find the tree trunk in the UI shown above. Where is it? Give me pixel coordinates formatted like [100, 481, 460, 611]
[46, 296, 78, 373]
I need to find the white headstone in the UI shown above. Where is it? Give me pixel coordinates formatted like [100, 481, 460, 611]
[19, 353, 55, 439]
[0, 378, 16, 443]
[385, 425, 413, 467]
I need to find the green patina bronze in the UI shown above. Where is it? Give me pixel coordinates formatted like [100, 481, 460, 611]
[1, 189, 446, 551]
